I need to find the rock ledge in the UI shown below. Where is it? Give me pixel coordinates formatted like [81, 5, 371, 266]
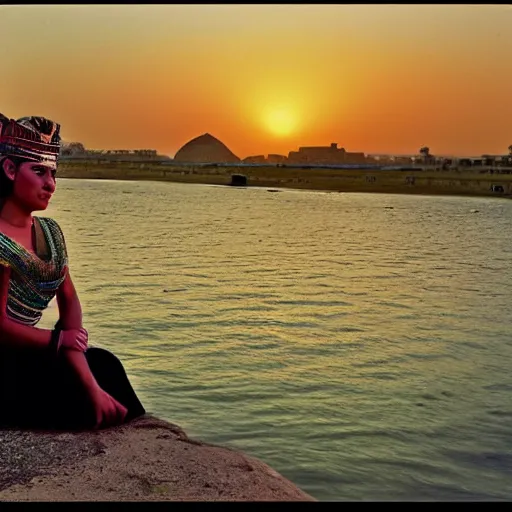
[0, 415, 314, 501]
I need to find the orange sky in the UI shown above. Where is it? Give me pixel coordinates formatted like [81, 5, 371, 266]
[1, 5, 511, 158]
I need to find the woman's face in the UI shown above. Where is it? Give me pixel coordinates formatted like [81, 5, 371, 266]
[9, 160, 57, 212]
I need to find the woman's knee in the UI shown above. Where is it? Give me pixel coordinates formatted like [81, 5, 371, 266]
[85, 347, 123, 368]
[84, 347, 129, 386]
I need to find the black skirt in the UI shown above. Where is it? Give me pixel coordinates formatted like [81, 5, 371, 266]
[0, 345, 146, 431]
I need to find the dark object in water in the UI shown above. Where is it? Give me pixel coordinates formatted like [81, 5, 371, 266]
[267, 189, 280, 193]
[230, 174, 247, 186]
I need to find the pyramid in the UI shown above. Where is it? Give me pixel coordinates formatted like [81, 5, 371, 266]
[173, 133, 240, 163]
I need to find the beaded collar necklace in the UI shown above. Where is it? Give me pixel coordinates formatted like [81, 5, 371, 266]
[0, 217, 54, 271]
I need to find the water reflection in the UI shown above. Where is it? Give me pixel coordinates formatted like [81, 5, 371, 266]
[39, 180, 512, 501]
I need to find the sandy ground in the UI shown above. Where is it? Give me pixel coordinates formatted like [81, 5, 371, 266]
[57, 161, 512, 198]
[0, 415, 314, 502]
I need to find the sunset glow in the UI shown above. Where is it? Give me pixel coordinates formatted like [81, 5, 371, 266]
[263, 106, 298, 137]
[1, 5, 511, 158]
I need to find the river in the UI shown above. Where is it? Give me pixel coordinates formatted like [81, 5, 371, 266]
[39, 178, 512, 501]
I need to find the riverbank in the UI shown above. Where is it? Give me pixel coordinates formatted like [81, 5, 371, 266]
[0, 415, 314, 501]
[57, 160, 512, 198]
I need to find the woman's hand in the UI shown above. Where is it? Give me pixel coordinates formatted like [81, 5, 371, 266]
[59, 327, 88, 352]
[89, 385, 128, 429]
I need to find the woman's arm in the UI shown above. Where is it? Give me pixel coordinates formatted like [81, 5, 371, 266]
[56, 266, 83, 330]
[56, 269, 128, 428]
[0, 265, 53, 350]
[56, 269, 97, 390]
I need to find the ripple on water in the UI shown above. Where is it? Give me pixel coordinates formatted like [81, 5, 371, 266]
[41, 181, 512, 501]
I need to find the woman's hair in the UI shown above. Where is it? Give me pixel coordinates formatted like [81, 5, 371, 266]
[0, 155, 27, 199]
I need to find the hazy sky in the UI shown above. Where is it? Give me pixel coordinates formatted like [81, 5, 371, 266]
[1, 5, 511, 157]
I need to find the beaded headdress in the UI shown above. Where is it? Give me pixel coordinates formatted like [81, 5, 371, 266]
[0, 113, 61, 164]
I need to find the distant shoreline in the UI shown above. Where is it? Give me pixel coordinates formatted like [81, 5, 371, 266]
[57, 160, 512, 199]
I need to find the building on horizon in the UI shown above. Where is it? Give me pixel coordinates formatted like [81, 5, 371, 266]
[242, 155, 266, 164]
[287, 143, 367, 164]
[60, 142, 169, 161]
[267, 154, 287, 164]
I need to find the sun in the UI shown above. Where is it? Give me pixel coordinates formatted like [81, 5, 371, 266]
[263, 107, 298, 137]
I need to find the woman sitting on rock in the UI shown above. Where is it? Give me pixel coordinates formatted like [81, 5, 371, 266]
[0, 113, 145, 430]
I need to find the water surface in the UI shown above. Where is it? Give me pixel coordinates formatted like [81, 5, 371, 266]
[40, 179, 512, 501]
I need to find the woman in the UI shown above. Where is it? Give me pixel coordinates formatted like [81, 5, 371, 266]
[0, 113, 145, 430]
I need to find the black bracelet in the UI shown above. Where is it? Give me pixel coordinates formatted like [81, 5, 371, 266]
[49, 327, 62, 357]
